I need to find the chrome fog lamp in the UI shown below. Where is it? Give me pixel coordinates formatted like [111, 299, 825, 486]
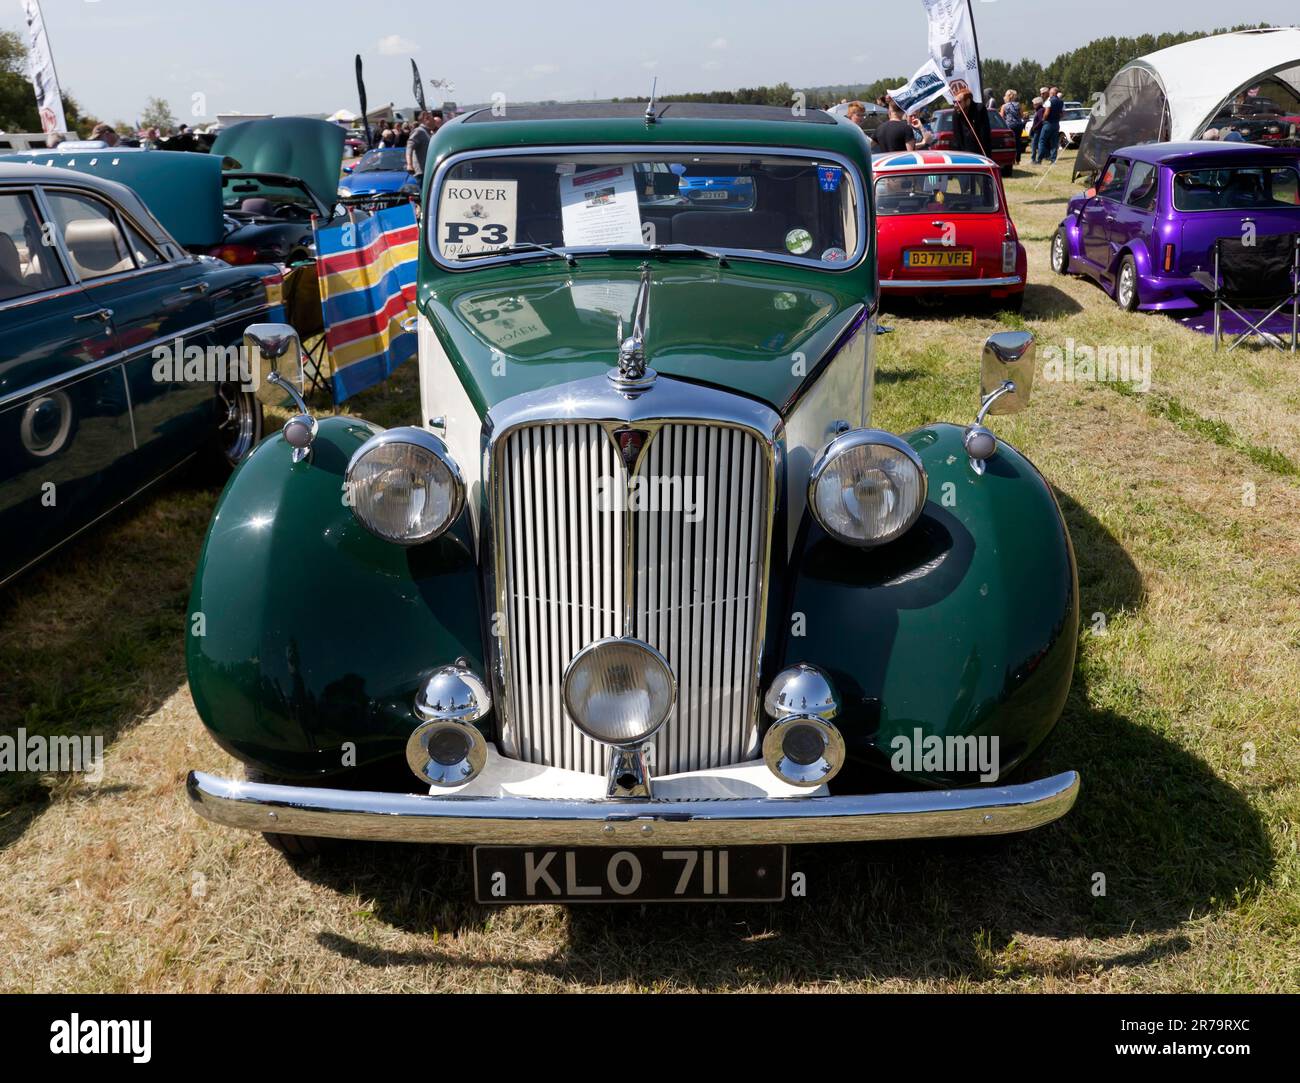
[406, 661, 491, 788]
[809, 429, 927, 547]
[762, 715, 846, 787]
[764, 663, 840, 722]
[346, 427, 464, 545]
[561, 637, 675, 748]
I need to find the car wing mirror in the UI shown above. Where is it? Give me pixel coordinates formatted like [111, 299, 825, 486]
[1085, 186, 1098, 199]
[343, 164, 354, 174]
[964, 331, 1035, 476]
[245, 323, 318, 463]
[979, 330, 1035, 414]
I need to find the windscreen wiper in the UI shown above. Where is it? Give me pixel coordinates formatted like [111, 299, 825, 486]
[457, 242, 577, 267]
[603, 243, 732, 267]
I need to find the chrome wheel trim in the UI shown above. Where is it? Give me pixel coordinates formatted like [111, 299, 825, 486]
[1051, 231, 1066, 272]
[216, 382, 259, 465]
[1118, 262, 1136, 308]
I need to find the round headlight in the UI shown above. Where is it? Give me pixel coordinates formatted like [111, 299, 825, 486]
[346, 427, 464, 544]
[562, 637, 676, 747]
[808, 430, 927, 547]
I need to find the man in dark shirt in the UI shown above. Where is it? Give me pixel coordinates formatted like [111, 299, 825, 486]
[872, 101, 918, 153]
[1039, 88, 1064, 164]
[950, 90, 992, 157]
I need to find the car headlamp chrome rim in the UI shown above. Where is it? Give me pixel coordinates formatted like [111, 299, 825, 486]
[345, 427, 464, 545]
[808, 429, 927, 547]
[561, 637, 676, 748]
[762, 714, 845, 787]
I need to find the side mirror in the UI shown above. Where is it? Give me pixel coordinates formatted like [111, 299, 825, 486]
[979, 331, 1035, 415]
[246, 324, 305, 406]
[343, 164, 354, 174]
[1085, 186, 1098, 199]
[245, 323, 317, 463]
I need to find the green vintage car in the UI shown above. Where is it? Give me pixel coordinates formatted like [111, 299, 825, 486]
[186, 103, 1080, 904]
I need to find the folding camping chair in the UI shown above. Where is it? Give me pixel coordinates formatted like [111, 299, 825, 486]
[1191, 233, 1300, 352]
[281, 260, 329, 397]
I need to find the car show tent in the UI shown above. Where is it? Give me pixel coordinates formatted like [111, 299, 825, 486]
[1076, 28, 1300, 176]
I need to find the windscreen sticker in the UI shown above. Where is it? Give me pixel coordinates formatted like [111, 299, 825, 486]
[560, 165, 644, 248]
[818, 165, 843, 192]
[785, 228, 813, 255]
[439, 179, 518, 258]
[821, 246, 847, 263]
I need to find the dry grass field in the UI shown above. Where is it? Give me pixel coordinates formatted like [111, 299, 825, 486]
[1, 150, 1297, 992]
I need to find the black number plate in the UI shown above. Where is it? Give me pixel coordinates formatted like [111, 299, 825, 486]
[473, 845, 787, 903]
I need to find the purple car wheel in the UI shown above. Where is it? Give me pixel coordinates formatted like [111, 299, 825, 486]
[1116, 257, 1140, 312]
[1050, 229, 1069, 275]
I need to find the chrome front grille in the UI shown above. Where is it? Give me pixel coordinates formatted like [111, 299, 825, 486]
[495, 420, 771, 776]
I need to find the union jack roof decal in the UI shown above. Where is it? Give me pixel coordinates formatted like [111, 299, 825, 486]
[871, 151, 994, 170]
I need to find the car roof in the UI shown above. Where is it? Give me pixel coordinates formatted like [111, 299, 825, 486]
[460, 101, 837, 125]
[872, 150, 997, 172]
[0, 160, 181, 249]
[432, 102, 870, 168]
[1115, 141, 1300, 165]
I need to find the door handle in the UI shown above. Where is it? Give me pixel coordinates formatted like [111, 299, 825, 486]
[181, 282, 211, 295]
[74, 307, 114, 324]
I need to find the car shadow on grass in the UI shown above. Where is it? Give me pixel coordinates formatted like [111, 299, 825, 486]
[0, 473, 218, 851]
[302, 485, 1272, 987]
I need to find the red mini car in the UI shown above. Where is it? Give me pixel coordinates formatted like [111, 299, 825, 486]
[929, 110, 1018, 174]
[873, 150, 1027, 308]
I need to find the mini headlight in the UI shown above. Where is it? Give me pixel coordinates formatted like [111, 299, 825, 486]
[809, 429, 927, 546]
[562, 637, 675, 747]
[346, 427, 464, 544]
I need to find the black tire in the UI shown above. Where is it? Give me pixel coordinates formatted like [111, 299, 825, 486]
[243, 766, 335, 859]
[1049, 228, 1070, 275]
[214, 380, 264, 468]
[1115, 255, 1140, 312]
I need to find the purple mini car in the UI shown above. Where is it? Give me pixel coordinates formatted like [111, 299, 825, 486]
[1050, 142, 1300, 311]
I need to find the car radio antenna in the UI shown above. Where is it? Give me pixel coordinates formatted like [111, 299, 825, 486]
[645, 77, 658, 124]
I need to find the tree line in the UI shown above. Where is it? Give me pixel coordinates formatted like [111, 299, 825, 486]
[616, 23, 1278, 110]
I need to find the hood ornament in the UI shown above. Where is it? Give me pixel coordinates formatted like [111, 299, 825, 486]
[609, 262, 657, 392]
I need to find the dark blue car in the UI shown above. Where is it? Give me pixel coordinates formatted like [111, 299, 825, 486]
[337, 148, 418, 200]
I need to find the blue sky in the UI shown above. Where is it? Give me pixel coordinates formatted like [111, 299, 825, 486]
[4, 0, 1297, 124]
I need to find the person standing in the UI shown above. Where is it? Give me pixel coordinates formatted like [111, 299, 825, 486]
[405, 110, 439, 181]
[872, 100, 919, 152]
[1001, 90, 1024, 162]
[1029, 96, 1046, 163]
[950, 89, 992, 158]
[1039, 87, 1064, 165]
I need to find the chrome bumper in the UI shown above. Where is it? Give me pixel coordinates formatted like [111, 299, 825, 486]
[186, 769, 1080, 846]
[882, 275, 1023, 290]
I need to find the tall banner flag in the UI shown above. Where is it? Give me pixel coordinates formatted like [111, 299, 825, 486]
[313, 203, 419, 402]
[921, 0, 983, 102]
[21, 0, 67, 135]
[355, 54, 370, 148]
[411, 59, 428, 113]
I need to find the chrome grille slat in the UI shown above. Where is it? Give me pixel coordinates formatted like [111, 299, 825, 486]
[497, 420, 769, 776]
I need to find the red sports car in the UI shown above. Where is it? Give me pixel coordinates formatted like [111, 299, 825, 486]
[873, 150, 1027, 308]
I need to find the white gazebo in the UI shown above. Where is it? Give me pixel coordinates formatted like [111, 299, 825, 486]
[1078, 28, 1300, 174]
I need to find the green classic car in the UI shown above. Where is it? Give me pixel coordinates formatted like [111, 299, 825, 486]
[186, 103, 1080, 904]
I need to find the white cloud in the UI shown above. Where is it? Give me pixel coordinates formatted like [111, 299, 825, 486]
[709, 37, 728, 50]
[703, 59, 722, 71]
[531, 63, 561, 75]
[377, 35, 418, 56]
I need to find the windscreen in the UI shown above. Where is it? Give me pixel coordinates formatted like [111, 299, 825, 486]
[874, 172, 999, 215]
[433, 151, 863, 267]
[1172, 165, 1300, 211]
